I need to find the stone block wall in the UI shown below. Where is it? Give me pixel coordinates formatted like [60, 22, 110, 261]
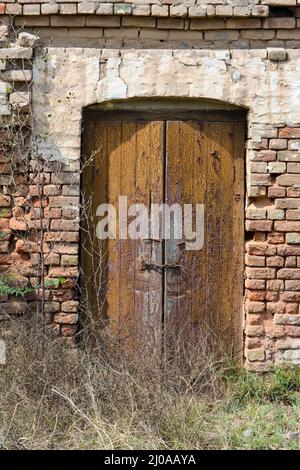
[0, 0, 300, 367]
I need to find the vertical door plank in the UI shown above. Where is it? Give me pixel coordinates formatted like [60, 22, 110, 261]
[165, 121, 194, 334]
[104, 121, 122, 335]
[118, 122, 137, 340]
[213, 123, 234, 349]
[190, 123, 207, 331]
[134, 122, 164, 345]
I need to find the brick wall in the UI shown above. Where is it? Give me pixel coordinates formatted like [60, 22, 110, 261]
[0, 1, 269, 20]
[3, 3, 300, 49]
[1, 0, 300, 368]
[246, 127, 300, 369]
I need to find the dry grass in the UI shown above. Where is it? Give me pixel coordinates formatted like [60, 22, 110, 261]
[0, 318, 224, 450]
[1, 318, 300, 450]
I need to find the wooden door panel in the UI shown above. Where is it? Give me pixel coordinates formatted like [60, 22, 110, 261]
[82, 120, 164, 342]
[165, 121, 244, 354]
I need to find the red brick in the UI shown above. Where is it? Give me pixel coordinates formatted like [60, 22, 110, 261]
[246, 220, 273, 232]
[279, 128, 300, 138]
[49, 196, 79, 208]
[286, 326, 300, 337]
[61, 301, 78, 313]
[252, 150, 276, 162]
[267, 256, 284, 267]
[278, 245, 300, 256]
[277, 269, 300, 279]
[44, 232, 79, 243]
[48, 267, 78, 278]
[52, 290, 75, 302]
[266, 302, 285, 314]
[245, 255, 265, 267]
[277, 174, 300, 186]
[0, 255, 13, 265]
[268, 186, 286, 198]
[266, 291, 279, 301]
[287, 187, 300, 197]
[286, 256, 297, 267]
[44, 207, 61, 219]
[285, 303, 299, 314]
[267, 232, 285, 244]
[269, 139, 287, 150]
[267, 280, 284, 291]
[44, 185, 61, 196]
[245, 279, 266, 290]
[53, 313, 79, 325]
[50, 219, 79, 231]
[0, 218, 10, 230]
[0, 195, 11, 207]
[247, 290, 266, 301]
[251, 173, 272, 186]
[246, 242, 268, 256]
[274, 221, 300, 231]
[246, 301, 265, 313]
[61, 325, 77, 336]
[282, 291, 300, 302]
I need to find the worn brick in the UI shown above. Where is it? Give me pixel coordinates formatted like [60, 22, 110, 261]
[53, 313, 79, 324]
[279, 128, 300, 139]
[269, 139, 287, 150]
[61, 300, 78, 313]
[246, 348, 265, 362]
[267, 209, 285, 220]
[275, 199, 300, 209]
[267, 232, 285, 244]
[277, 269, 300, 280]
[267, 280, 284, 291]
[245, 279, 266, 290]
[287, 210, 300, 220]
[246, 220, 273, 232]
[246, 208, 266, 219]
[245, 325, 264, 337]
[151, 5, 168, 17]
[287, 233, 300, 244]
[252, 150, 276, 162]
[278, 150, 300, 162]
[246, 267, 276, 279]
[268, 162, 286, 174]
[245, 255, 265, 267]
[251, 162, 267, 173]
[277, 174, 300, 186]
[285, 280, 300, 290]
[268, 186, 286, 198]
[49, 267, 78, 278]
[286, 256, 297, 267]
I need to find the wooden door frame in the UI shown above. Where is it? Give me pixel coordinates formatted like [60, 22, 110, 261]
[81, 108, 247, 360]
[83, 108, 246, 123]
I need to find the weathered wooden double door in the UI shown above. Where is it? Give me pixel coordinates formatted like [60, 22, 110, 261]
[82, 111, 244, 355]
